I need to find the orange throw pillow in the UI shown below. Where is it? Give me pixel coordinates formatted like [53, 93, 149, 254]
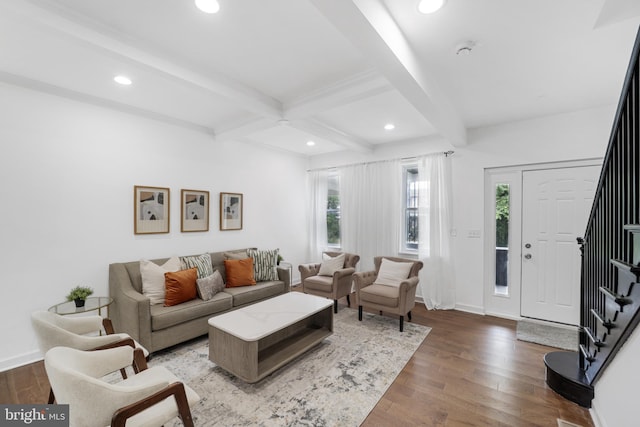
[224, 258, 256, 287]
[164, 268, 198, 306]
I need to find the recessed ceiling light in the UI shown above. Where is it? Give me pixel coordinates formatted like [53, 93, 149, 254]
[113, 75, 132, 85]
[306, 141, 316, 146]
[195, 0, 220, 14]
[384, 123, 395, 131]
[418, 0, 446, 14]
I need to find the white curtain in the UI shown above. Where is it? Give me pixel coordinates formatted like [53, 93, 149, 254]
[418, 154, 456, 310]
[339, 160, 401, 272]
[307, 170, 328, 261]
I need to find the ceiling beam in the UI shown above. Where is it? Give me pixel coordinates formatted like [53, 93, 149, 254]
[13, 0, 283, 120]
[290, 118, 373, 153]
[310, 0, 467, 146]
[0, 70, 216, 135]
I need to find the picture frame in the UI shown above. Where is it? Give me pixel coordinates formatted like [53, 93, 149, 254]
[134, 185, 170, 234]
[220, 192, 243, 231]
[181, 189, 209, 232]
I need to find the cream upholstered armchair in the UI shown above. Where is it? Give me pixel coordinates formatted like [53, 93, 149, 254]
[45, 346, 200, 427]
[353, 256, 423, 332]
[31, 311, 149, 403]
[298, 251, 360, 313]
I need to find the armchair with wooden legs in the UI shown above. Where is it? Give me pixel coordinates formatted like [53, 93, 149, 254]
[31, 311, 149, 403]
[45, 346, 200, 427]
[298, 251, 360, 313]
[353, 256, 423, 332]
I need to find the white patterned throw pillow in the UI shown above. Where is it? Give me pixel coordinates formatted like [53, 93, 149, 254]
[181, 253, 214, 279]
[140, 256, 181, 305]
[318, 253, 346, 276]
[247, 248, 279, 281]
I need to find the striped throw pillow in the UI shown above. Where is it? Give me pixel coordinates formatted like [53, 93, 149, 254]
[180, 253, 214, 279]
[247, 248, 279, 281]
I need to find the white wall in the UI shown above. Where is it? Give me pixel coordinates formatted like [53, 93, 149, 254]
[591, 326, 640, 427]
[309, 105, 614, 313]
[0, 83, 309, 370]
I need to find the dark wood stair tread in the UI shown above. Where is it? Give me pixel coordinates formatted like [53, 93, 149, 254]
[544, 351, 594, 408]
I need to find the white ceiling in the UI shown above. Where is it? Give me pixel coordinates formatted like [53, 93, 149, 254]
[1, 0, 639, 156]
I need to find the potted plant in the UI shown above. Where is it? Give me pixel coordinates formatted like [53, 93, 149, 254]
[66, 285, 94, 307]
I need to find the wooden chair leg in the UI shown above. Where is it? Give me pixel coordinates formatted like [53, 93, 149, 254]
[333, 300, 338, 313]
[358, 305, 363, 321]
[48, 387, 55, 404]
[346, 294, 351, 307]
[408, 311, 412, 322]
[400, 316, 404, 332]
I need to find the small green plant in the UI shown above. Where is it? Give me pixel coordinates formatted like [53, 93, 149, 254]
[66, 285, 94, 302]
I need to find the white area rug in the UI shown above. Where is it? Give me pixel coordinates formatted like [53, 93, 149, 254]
[516, 319, 578, 351]
[150, 308, 430, 426]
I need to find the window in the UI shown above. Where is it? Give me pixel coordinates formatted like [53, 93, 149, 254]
[403, 166, 419, 252]
[327, 173, 340, 247]
[495, 183, 510, 295]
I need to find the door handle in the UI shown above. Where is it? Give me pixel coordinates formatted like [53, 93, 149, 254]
[524, 254, 532, 259]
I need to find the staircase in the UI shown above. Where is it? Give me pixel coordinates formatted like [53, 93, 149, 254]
[544, 27, 640, 408]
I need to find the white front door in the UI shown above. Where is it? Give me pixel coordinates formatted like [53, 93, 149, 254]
[520, 166, 600, 325]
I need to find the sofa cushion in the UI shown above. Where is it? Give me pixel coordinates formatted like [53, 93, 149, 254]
[223, 251, 248, 260]
[359, 284, 399, 307]
[303, 275, 333, 293]
[224, 281, 286, 307]
[164, 268, 198, 307]
[150, 292, 233, 331]
[196, 270, 225, 301]
[247, 248, 279, 281]
[140, 257, 181, 305]
[180, 253, 214, 279]
[224, 258, 256, 287]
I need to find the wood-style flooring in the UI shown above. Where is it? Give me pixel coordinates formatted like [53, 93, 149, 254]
[0, 295, 594, 426]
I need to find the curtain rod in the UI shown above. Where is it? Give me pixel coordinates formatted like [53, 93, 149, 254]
[306, 150, 455, 172]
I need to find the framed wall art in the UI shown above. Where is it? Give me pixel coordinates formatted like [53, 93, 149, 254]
[134, 185, 170, 234]
[220, 192, 243, 231]
[181, 189, 209, 232]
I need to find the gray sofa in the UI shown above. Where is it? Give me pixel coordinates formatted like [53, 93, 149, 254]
[108, 248, 290, 353]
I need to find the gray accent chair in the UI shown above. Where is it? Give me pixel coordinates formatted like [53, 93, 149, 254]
[298, 251, 360, 313]
[353, 256, 423, 332]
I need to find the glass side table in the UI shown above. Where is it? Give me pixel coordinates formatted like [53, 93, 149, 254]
[48, 296, 113, 317]
[278, 262, 293, 290]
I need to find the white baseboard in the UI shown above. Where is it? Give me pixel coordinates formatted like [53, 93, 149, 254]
[0, 350, 41, 373]
[484, 310, 522, 322]
[590, 401, 605, 427]
[454, 303, 484, 315]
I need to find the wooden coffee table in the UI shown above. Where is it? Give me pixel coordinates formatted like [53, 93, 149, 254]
[208, 292, 333, 383]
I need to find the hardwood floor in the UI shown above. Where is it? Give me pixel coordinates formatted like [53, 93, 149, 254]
[361, 303, 594, 427]
[1, 297, 593, 426]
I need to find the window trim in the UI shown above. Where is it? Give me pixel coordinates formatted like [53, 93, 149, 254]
[401, 164, 419, 254]
[326, 172, 341, 248]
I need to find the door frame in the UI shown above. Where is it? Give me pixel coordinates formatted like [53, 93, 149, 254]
[483, 158, 602, 320]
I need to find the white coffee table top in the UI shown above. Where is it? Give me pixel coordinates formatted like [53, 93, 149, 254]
[208, 292, 333, 341]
